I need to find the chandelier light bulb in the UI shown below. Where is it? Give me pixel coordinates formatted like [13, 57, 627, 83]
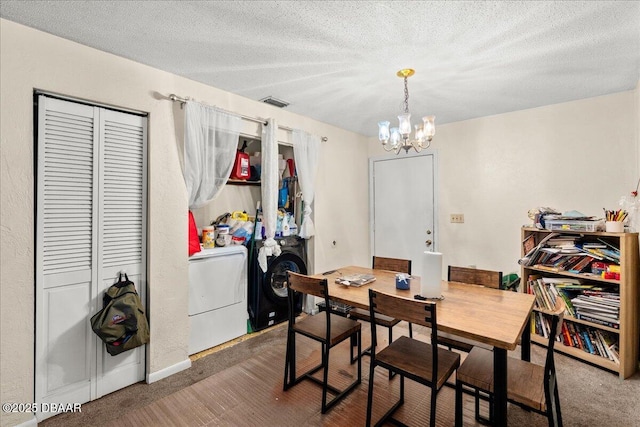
[389, 127, 401, 148]
[423, 115, 436, 138]
[377, 69, 436, 154]
[398, 113, 411, 136]
[378, 121, 390, 141]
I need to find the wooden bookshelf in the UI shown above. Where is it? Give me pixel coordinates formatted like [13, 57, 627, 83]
[521, 227, 639, 379]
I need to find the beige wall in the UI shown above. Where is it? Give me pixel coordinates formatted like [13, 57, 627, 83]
[370, 89, 639, 275]
[0, 19, 370, 427]
[636, 79, 640, 175]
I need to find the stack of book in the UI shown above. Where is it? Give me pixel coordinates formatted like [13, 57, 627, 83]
[526, 275, 590, 316]
[520, 235, 621, 274]
[580, 242, 621, 264]
[572, 290, 620, 329]
[533, 312, 619, 363]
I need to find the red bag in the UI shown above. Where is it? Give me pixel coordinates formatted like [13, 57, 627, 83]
[188, 211, 201, 256]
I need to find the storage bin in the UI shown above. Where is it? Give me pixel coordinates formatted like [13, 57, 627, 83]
[544, 219, 604, 232]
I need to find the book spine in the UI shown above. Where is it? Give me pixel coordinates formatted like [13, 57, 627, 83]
[587, 328, 603, 357]
[556, 290, 575, 316]
[568, 323, 583, 350]
[561, 322, 572, 347]
[575, 314, 620, 329]
[580, 330, 595, 354]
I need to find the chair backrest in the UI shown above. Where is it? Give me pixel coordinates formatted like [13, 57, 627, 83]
[286, 271, 333, 335]
[372, 256, 412, 274]
[368, 289, 439, 378]
[447, 265, 502, 289]
[287, 270, 328, 299]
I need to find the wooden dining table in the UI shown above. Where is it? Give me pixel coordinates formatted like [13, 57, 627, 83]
[314, 265, 535, 427]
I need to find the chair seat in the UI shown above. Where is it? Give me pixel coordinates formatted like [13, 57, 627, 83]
[349, 307, 401, 328]
[437, 331, 493, 353]
[376, 336, 460, 389]
[293, 312, 361, 347]
[458, 347, 546, 411]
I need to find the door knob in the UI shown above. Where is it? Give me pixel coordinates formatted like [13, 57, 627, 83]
[425, 240, 432, 246]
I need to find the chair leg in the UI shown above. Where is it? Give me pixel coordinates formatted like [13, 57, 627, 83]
[350, 333, 356, 364]
[321, 343, 330, 414]
[365, 356, 376, 427]
[283, 330, 295, 390]
[286, 332, 361, 415]
[430, 384, 437, 427]
[388, 326, 396, 380]
[350, 333, 359, 363]
[552, 383, 563, 427]
[455, 379, 463, 427]
[408, 322, 413, 338]
[470, 389, 493, 425]
[356, 330, 362, 383]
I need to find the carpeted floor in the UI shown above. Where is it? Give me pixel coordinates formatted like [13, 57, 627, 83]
[41, 321, 640, 426]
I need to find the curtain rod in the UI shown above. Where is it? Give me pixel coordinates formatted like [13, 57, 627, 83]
[168, 94, 327, 142]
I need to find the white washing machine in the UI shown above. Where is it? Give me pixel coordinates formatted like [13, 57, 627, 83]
[188, 245, 247, 355]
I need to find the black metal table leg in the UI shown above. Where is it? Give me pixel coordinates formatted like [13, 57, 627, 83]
[494, 348, 508, 427]
[521, 322, 531, 362]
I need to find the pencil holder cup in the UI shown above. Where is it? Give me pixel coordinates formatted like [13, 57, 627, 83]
[605, 221, 624, 232]
[395, 274, 411, 290]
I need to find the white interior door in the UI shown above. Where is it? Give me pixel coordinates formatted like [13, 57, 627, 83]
[370, 153, 437, 274]
[36, 96, 147, 420]
[36, 98, 97, 411]
[96, 108, 147, 397]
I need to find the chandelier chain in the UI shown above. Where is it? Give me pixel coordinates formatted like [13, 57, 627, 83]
[378, 68, 435, 154]
[403, 77, 410, 114]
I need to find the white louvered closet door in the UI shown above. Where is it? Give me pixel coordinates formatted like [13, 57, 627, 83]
[36, 96, 147, 420]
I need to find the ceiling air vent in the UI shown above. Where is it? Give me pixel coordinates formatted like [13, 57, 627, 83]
[259, 96, 289, 108]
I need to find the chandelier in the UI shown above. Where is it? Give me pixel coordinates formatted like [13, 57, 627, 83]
[378, 69, 435, 154]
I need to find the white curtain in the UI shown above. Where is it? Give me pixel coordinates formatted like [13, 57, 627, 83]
[292, 129, 321, 239]
[183, 100, 242, 210]
[258, 118, 281, 271]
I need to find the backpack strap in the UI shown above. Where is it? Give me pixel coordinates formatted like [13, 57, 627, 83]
[115, 273, 132, 288]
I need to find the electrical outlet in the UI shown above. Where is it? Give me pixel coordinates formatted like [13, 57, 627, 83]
[450, 214, 464, 223]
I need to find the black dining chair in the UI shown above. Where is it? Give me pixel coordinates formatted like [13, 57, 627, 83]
[438, 266, 503, 353]
[455, 298, 565, 427]
[283, 271, 362, 414]
[348, 256, 413, 377]
[366, 289, 460, 427]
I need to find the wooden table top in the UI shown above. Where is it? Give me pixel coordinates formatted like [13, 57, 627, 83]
[314, 265, 535, 351]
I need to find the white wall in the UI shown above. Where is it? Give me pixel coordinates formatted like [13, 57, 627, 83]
[0, 19, 370, 427]
[636, 79, 640, 179]
[370, 90, 639, 276]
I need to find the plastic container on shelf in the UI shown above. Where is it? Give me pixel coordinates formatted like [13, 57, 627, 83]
[288, 216, 298, 236]
[215, 225, 231, 247]
[202, 226, 215, 249]
[544, 219, 605, 232]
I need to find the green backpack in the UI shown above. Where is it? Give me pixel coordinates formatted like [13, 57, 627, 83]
[90, 274, 150, 356]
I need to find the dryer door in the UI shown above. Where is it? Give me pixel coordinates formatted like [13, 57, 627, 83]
[263, 253, 307, 306]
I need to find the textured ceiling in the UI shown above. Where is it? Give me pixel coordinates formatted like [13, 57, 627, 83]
[1, 1, 639, 137]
